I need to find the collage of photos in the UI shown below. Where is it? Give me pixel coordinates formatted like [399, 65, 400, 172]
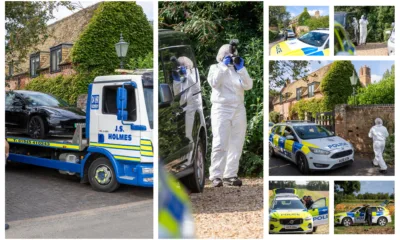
[2, 1, 398, 240]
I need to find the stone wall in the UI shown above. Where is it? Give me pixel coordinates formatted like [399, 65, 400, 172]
[335, 104, 394, 154]
[77, 94, 88, 112]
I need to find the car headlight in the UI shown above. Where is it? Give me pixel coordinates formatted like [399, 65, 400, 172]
[269, 217, 278, 222]
[305, 216, 312, 221]
[309, 147, 330, 155]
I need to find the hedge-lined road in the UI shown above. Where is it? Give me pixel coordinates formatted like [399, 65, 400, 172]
[269, 154, 394, 176]
[6, 163, 153, 238]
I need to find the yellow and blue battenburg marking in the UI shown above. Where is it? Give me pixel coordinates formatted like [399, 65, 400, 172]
[269, 133, 318, 155]
[90, 139, 154, 158]
[272, 42, 329, 56]
[7, 137, 80, 150]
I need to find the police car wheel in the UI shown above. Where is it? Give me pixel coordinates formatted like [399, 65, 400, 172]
[181, 138, 205, 193]
[377, 217, 387, 226]
[88, 157, 120, 193]
[313, 226, 318, 232]
[297, 153, 310, 174]
[342, 217, 353, 227]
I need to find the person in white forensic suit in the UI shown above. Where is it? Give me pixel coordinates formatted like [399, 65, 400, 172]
[207, 44, 253, 187]
[359, 15, 369, 45]
[352, 17, 359, 45]
[368, 118, 389, 174]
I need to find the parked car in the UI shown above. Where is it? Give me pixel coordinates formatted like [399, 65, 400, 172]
[5, 90, 86, 139]
[335, 200, 393, 227]
[271, 29, 330, 56]
[158, 29, 208, 193]
[387, 23, 395, 56]
[270, 188, 328, 234]
[285, 29, 296, 40]
[269, 121, 354, 174]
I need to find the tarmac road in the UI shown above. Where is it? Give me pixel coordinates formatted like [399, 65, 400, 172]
[6, 163, 153, 239]
[269, 153, 394, 176]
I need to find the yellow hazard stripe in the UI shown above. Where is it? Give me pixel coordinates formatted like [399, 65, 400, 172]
[90, 142, 141, 151]
[141, 151, 153, 157]
[141, 145, 153, 151]
[114, 155, 140, 162]
[140, 139, 152, 145]
[7, 137, 79, 150]
[159, 210, 180, 238]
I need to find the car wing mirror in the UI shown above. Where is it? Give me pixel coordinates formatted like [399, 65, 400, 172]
[159, 83, 173, 108]
[116, 86, 128, 121]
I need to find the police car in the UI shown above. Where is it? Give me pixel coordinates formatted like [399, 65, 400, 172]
[269, 121, 354, 174]
[270, 188, 328, 234]
[270, 29, 329, 56]
[334, 200, 393, 227]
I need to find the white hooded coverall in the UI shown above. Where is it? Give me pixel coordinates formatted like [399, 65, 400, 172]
[359, 16, 369, 45]
[207, 44, 253, 180]
[368, 118, 389, 170]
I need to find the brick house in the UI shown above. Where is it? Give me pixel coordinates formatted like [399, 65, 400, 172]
[5, 4, 99, 90]
[272, 64, 372, 120]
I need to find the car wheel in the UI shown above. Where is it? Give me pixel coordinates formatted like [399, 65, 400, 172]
[88, 157, 120, 192]
[342, 217, 353, 227]
[377, 217, 388, 226]
[313, 226, 318, 232]
[28, 116, 47, 139]
[181, 138, 206, 193]
[269, 145, 275, 157]
[297, 153, 310, 175]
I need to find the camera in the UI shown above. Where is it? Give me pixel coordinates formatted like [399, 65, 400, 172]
[229, 39, 241, 65]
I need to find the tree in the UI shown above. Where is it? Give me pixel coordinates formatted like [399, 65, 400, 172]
[335, 181, 361, 194]
[269, 61, 311, 89]
[298, 7, 311, 25]
[5, 1, 76, 70]
[305, 16, 329, 31]
[269, 6, 290, 29]
[321, 61, 358, 110]
[72, 2, 153, 75]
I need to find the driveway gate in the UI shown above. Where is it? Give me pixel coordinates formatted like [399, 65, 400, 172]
[316, 111, 335, 132]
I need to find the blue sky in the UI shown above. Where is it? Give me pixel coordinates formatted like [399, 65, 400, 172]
[358, 181, 394, 194]
[286, 6, 330, 18]
[48, 1, 154, 24]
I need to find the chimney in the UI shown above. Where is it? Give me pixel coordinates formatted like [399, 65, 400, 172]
[315, 10, 320, 18]
[286, 78, 291, 86]
[359, 65, 371, 87]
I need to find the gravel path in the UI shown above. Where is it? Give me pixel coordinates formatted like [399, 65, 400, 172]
[355, 42, 388, 56]
[190, 178, 263, 239]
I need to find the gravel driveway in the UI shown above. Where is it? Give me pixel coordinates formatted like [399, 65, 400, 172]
[190, 178, 263, 239]
[355, 42, 388, 56]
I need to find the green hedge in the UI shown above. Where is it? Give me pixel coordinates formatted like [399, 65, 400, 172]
[25, 73, 94, 105]
[71, 2, 153, 75]
[290, 98, 327, 120]
[269, 30, 278, 42]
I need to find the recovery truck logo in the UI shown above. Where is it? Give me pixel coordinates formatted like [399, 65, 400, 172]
[91, 95, 99, 109]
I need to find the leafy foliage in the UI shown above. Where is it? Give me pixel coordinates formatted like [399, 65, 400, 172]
[290, 98, 327, 120]
[269, 111, 280, 124]
[159, 2, 263, 176]
[25, 73, 95, 105]
[305, 16, 329, 31]
[348, 64, 395, 105]
[72, 2, 153, 75]
[320, 61, 358, 110]
[269, 6, 290, 29]
[127, 51, 154, 70]
[334, 6, 395, 42]
[269, 61, 311, 89]
[5, 1, 76, 70]
[298, 7, 311, 25]
[384, 134, 395, 165]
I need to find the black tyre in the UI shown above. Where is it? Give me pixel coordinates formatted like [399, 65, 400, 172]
[297, 153, 310, 175]
[28, 116, 47, 139]
[377, 217, 388, 226]
[88, 157, 120, 192]
[181, 138, 205, 193]
[313, 226, 318, 232]
[269, 145, 275, 158]
[342, 217, 353, 227]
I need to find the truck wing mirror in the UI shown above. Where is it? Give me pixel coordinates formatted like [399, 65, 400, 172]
[117, 87, 128, 121]
[159, 83, 173, 108]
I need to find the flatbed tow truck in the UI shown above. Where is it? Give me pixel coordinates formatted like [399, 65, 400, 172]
[6, 70, 154, 192]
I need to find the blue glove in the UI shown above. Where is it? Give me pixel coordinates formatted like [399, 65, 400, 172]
[222, 56, 232, 66]
[172, 71, 181, 82]
[234, 57, 244, 70]
[179, 66, 187, 76]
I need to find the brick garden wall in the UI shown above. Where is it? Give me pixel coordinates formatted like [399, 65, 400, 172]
[334, 104, 394, 154]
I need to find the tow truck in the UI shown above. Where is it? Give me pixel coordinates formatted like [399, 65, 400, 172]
[6, 70, 154, 192]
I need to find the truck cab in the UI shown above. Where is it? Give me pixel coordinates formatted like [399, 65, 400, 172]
[158, 29, 207, 193]
[7, 70, 154, 192]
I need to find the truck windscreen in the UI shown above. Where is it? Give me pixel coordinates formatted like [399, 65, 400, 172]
[143, 87, 153, 129]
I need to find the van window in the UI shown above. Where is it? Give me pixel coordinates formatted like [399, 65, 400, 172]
[159, 45, 198, 95]
[102, 85, 137, 121]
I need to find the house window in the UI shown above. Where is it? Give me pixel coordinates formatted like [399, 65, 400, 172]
[30, 53, 40, 78]
[50, 48, 62, 73]
[296, 88, 301, 100]
[308, 83, 315, 97]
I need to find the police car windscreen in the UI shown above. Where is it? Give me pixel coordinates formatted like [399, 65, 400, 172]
[298, 32, 329, 47]
[273, 199, 306, 210]
[293, 125, 334, 140]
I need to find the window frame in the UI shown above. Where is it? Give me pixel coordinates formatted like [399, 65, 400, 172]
[308, 83, 315, 98]
[50, 46, 62, 73]
[30, 52, 41, 78]
[101, 84, 138, 122]
[296, 88, 301, 100]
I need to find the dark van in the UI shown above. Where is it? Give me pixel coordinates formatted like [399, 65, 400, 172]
[158, 30, 207, 193]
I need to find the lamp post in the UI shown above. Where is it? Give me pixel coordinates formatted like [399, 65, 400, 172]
[349, 71, 359, 105]
[115, 33, 129, 69]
